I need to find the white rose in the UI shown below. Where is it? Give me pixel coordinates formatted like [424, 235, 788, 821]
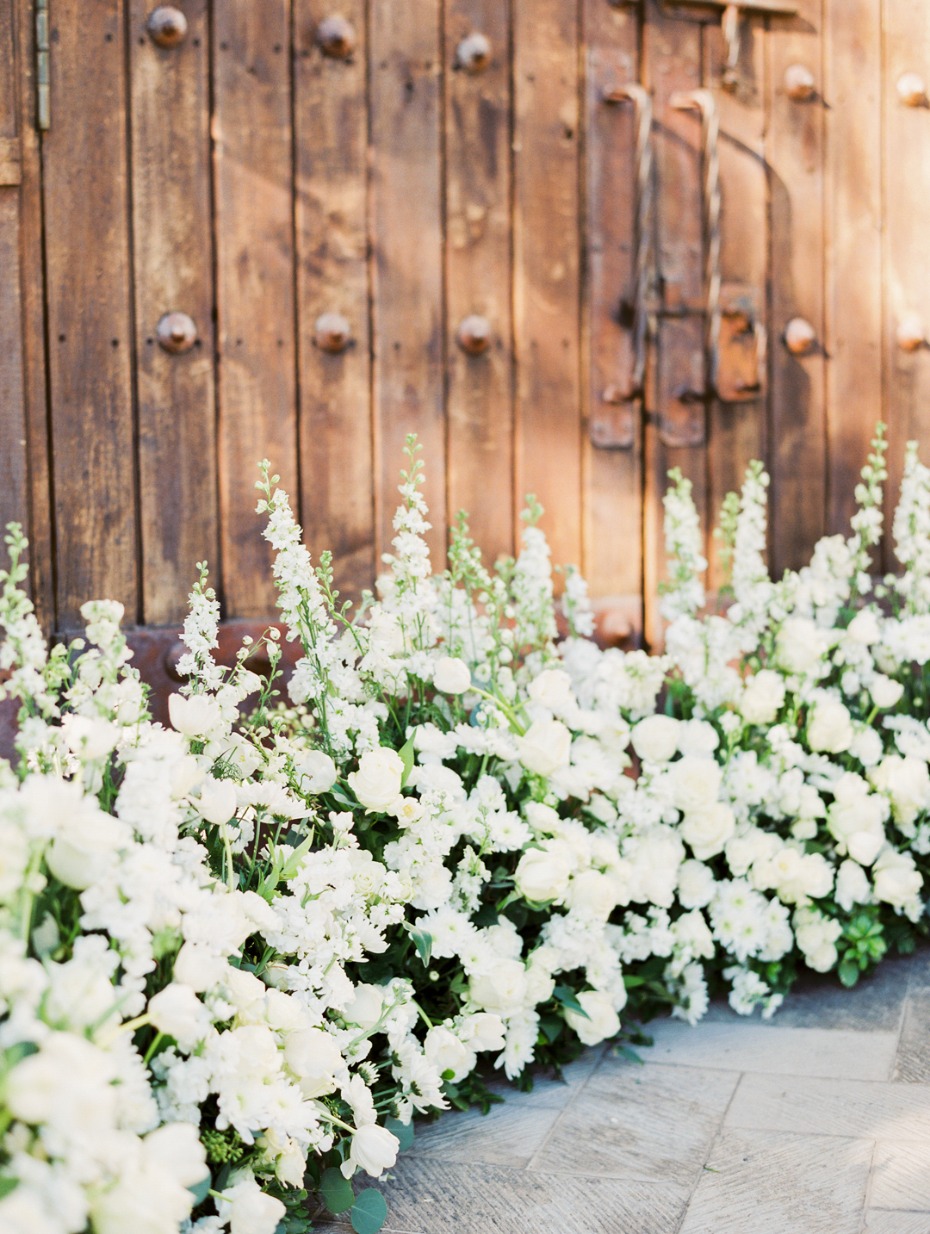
[563, 989, 622, 1047]
[294, 749, 338, 794]
[343, 983, 384, 1030]
[172, 942, 227, 993]
[807, 694, 854, 754]
[870, 674, 905, 710]
[678, 720, 720, 757]
[680, 803, 736, 861]
[346, 1123, 399, 1179]
[284, 1028, 343, 1097]
[197, 777, 238, 826]
[776, 618, 829, 676]
[168, 692, 224, 739]
[827, 774, 887, 866]
[217, 1172, 286, 1234]
[143, 1123, 210, 1190]
[528, 669, 575, 713]
[433, 656, 472, 695]
[872, 846, 923, 914]
[460, 1011, 506, 1053]
[45, 805, 129, 890]
[849, 726, 883, 768]
[517, 718, 572, 776]
[5, 1033, 115, 1130]
[677, 859, 716, 909]
[348, 747, 405, 813]
[91, 1170, 194, 1234]
[667, 756, 723, 813]
[631, 715, 680, 764]
[835, 859, 871, 912]
[563, 869, 618, 920]
[147, 983, 214, 1050]
[514, 844, 573, 903]
[469, 958, 529, 1015]
[739, 670, 786, 725]
[424, 1026, 474, 1082]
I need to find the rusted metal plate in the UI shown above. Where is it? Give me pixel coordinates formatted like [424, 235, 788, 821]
[716, 283, 764, 403]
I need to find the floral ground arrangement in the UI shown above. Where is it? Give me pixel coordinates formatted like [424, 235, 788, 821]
[3, 427, 930, 1234]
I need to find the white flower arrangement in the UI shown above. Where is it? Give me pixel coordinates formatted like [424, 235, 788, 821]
[0, 427, 928, 1234]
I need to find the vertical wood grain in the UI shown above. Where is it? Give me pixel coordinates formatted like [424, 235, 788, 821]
[130, 0, 218, 624]
[42, 0, 138, 625]
[512, 0, 582, 571]
[704, 13, 768, 587]
[444, 0, 514, 567]
[370, 0, 446, 567]
[824, 0, 882, 537]
[294, 0, 374, 597]
[766, 0, 827, 574]
[882, 0, 930, 559]
[213, 0, 298, 616]
[0, 0, 28, 557]
[582, 1, 643, 621]
[643, 1, 705, 646]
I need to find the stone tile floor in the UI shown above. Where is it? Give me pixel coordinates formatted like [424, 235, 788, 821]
[319, 949, 930, 1233]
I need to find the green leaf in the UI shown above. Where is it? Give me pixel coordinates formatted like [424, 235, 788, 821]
[539, 1014, 563, 1044]
[351, 1188, 388, 1234]
[0, 1177, 18, 1201]
[398, 736, 416, 787]
[385, 1116, 415, 1154]
[187, 1172, 211, 1207]
[838, 957, 861, 989]
[404, 923, 432, 966]
[553, 984, 589, 1017]
[320, 1166, 355, 1215]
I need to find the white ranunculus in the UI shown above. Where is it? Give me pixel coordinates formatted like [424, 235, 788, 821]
[424, 1025, 474, 1082]
[469, 958, 529, 1015]
[168, 691, 224, 738]
[198, 776, 238, 825]
[870, 673, 905, 710]
[870, 755, 930, 829]
[147, 983, 214, 1050]
[631, 715, 680, 764]
[667, 756, 723, 813]
[807, 694, 854, 754]
[294, 749, 338, 794]
[514, 843, 574, 903]
[677, 859, 716, 909]
[172, 941, 227, 993]
[677, 720, 720, 757]
[827, 774, 887, 866]
[461, 1011, 507, 1053]
[348, 747, 405, 813]
[517, 718, 572, 776]
[680, 803, 736, 861]
[346, 1123, 399, 1178]
[563, 989, 622, 1047]
[433, 656, 472, 695]
[776, 618, 829, 676]
[739, 670, 786, 725]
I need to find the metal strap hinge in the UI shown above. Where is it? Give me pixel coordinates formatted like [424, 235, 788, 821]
[36, 0, 50, 131]
[663, 1, 798, 91]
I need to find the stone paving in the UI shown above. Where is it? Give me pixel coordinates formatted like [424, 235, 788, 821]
[319, 949, 930, 1234]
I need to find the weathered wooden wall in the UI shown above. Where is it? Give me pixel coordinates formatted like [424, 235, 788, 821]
[3, 0, 930, 653]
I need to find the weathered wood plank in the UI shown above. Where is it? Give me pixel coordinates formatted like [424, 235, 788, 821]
[643, 1, 706, 646]
[213, 0, 298, 616]
[13, 0, 53, 628]
[513, 0, 582, 571]
[370, 0, 446, 566]
[704, 12, 768, 587]
[823, 0, 882, 537]
[130, 0, 218, 625]
[0, 0, 28, 561]
[42, 0, 138, 625]
[882, 0, 930, 563]
[582, 0, 643, 626]
[766, 0, 827, 574]
[444, 0, 513, 567]
[295, 2, 374, 598]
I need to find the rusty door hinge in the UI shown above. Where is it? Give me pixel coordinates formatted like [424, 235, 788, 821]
[36, 0, 50, 131]
[662, 0, 797, 91]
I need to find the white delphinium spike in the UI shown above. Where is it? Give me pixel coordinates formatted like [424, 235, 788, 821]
[847, 423, 888, 596]
[893, 441, 930, 614]
[175, 563, 225, 693]
[561, 565, 596, 640]
[728, 461, 774, 645]
[661, 469, 707, 621]
[0, 523, 58, 720]
[510, 496, 558, 659]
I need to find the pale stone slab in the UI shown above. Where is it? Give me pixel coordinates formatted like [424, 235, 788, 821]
[728, 1073, 930, 1140]
[895, 991, 930, 1083]
[363, 1158, 690, 1234]
[871, 1140, 930, 1209]
[864, 1211, 930, 1234]
[530, 1061, 738, 1184]
[647, 1016, 898, 1081]
[678, 1129, 872, 1234]
[483, 1045, 607, 1108]
[408, 1098, 564, 1167]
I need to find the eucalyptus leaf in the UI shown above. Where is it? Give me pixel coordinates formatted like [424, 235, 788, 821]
[385, 1116, 415, 1153]
[188, 1173, 211, 1207]
[351, 1188, 388, 1234]
[404, 923, 432, 966]
[320, 1166, 355, 1215]
[398, 735, 416, 787]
